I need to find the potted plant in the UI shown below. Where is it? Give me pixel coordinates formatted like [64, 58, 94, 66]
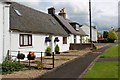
[54, 37, 59, 42]
[45, 37, 51, 43]
[55, 45, 60, 54]
[45, 47, 51, 56]
[17, 53, 25, 59]
[27, 52, 36, 60]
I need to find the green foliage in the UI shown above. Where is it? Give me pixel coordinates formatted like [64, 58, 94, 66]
[100, 45, 119, 58]
[84, 62, 118, 78]
[2, 60, 25, 74]
[103, 31, 108, 38]
[45, 46, 51, 53]
[107, 30, 118, 40]
[55, 45, 60, 52]
[36, 61, 44, 70]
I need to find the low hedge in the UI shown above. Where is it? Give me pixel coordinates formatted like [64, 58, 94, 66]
[2, 60, 25, 74]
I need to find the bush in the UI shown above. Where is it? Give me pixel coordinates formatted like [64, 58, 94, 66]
[36, 61, 44, 70]
[45, 47, 51, 53]
[107, 30, 118, 41]
[2, 60, 25, 74]
[55, 45, 60, 52]
[45, 47, 51, 56]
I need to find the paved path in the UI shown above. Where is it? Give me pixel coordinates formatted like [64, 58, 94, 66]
[97, 57, 120, 62]
[35, 44, 114, 79]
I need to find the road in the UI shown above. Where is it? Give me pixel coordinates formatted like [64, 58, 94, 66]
[35, 43, 114, 80]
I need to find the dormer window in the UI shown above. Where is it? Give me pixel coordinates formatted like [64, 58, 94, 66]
[14, 9, 21, 16]
[76, 24, 79, 31]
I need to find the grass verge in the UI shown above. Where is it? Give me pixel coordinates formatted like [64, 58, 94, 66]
[100, 45, 119, 58]
[84, 62, 119, 78]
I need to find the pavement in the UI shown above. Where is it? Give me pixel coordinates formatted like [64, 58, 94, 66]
[35, 43, 114, 79]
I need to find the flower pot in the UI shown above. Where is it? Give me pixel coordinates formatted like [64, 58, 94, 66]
[27, 56, 35, 60]
[45, 52, 51, 56]
[17, 53, 25, 59]
[55, 51, 60, 54]
[27, 52, 36, 60]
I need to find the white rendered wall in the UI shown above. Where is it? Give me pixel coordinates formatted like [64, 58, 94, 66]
[10, 32, 70, 60]
[0, 3, 3, 63]
[0, 3, 11, 63]
[81, 25, 97, 42]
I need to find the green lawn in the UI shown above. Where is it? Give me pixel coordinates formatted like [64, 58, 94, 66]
[100, 45, 119, 58]
[84, 62, 119, 78]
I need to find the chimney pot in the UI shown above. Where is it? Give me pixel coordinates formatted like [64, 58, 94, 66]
[58, 8, 66, 19]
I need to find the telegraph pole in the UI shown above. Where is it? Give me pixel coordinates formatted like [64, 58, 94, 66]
[89, 0, 93, 49]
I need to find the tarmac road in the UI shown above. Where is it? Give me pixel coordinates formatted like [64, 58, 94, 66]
[35, 43, 114, 80]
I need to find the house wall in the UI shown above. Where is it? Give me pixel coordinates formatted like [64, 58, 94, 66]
[69, 34, 89, 44]
[81, 25, 97, 42]
[0, 3, 10, 63]
[57, 36, 70, 52]
[10, 32, 47, 60]
[70, 35, 80, 43]
[0, 3, 3, 63]
[10, 32, 70, 60]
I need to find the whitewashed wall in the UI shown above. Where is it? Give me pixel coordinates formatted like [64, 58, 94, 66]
[69, 34, 89, 44]
[0, 3, 11, 63]
[81, 25, 97, 42]
[0, 3, 3, 63]
[57, 36, 70, 52]
[10, 32, 70, 60]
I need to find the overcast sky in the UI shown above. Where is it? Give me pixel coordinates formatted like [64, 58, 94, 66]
[13, 0, 119, 32]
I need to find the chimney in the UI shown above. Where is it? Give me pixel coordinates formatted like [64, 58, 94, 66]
[58, 8, 66, 19]
[48, 7, 55, 15]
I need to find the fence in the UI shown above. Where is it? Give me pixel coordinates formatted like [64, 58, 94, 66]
[7, 50, 55, 69]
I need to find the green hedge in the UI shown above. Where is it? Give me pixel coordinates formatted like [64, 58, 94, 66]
[2, 60, 25, 74]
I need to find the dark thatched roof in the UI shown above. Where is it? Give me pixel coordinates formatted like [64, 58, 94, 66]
[10, 2, 68, 36]
[54, 15, 80, 35]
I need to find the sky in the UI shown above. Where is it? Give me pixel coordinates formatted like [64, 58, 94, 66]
[12, 0, 119, 32]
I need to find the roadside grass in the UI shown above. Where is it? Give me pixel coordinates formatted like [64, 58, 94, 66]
[100, 45, 119, 58]
[84, 62, 119, 78]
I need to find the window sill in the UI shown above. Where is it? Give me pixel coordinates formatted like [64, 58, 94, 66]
[19, 46, 33, 49]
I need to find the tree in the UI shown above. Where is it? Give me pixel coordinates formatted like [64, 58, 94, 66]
[103, 31, 108, 38]
[107, 30, 118, 42]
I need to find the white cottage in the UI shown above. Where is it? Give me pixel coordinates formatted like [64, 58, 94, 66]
[81, 24, 98, 43]
[0, 2, 72, 63]
[69, 22, 88, 44]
